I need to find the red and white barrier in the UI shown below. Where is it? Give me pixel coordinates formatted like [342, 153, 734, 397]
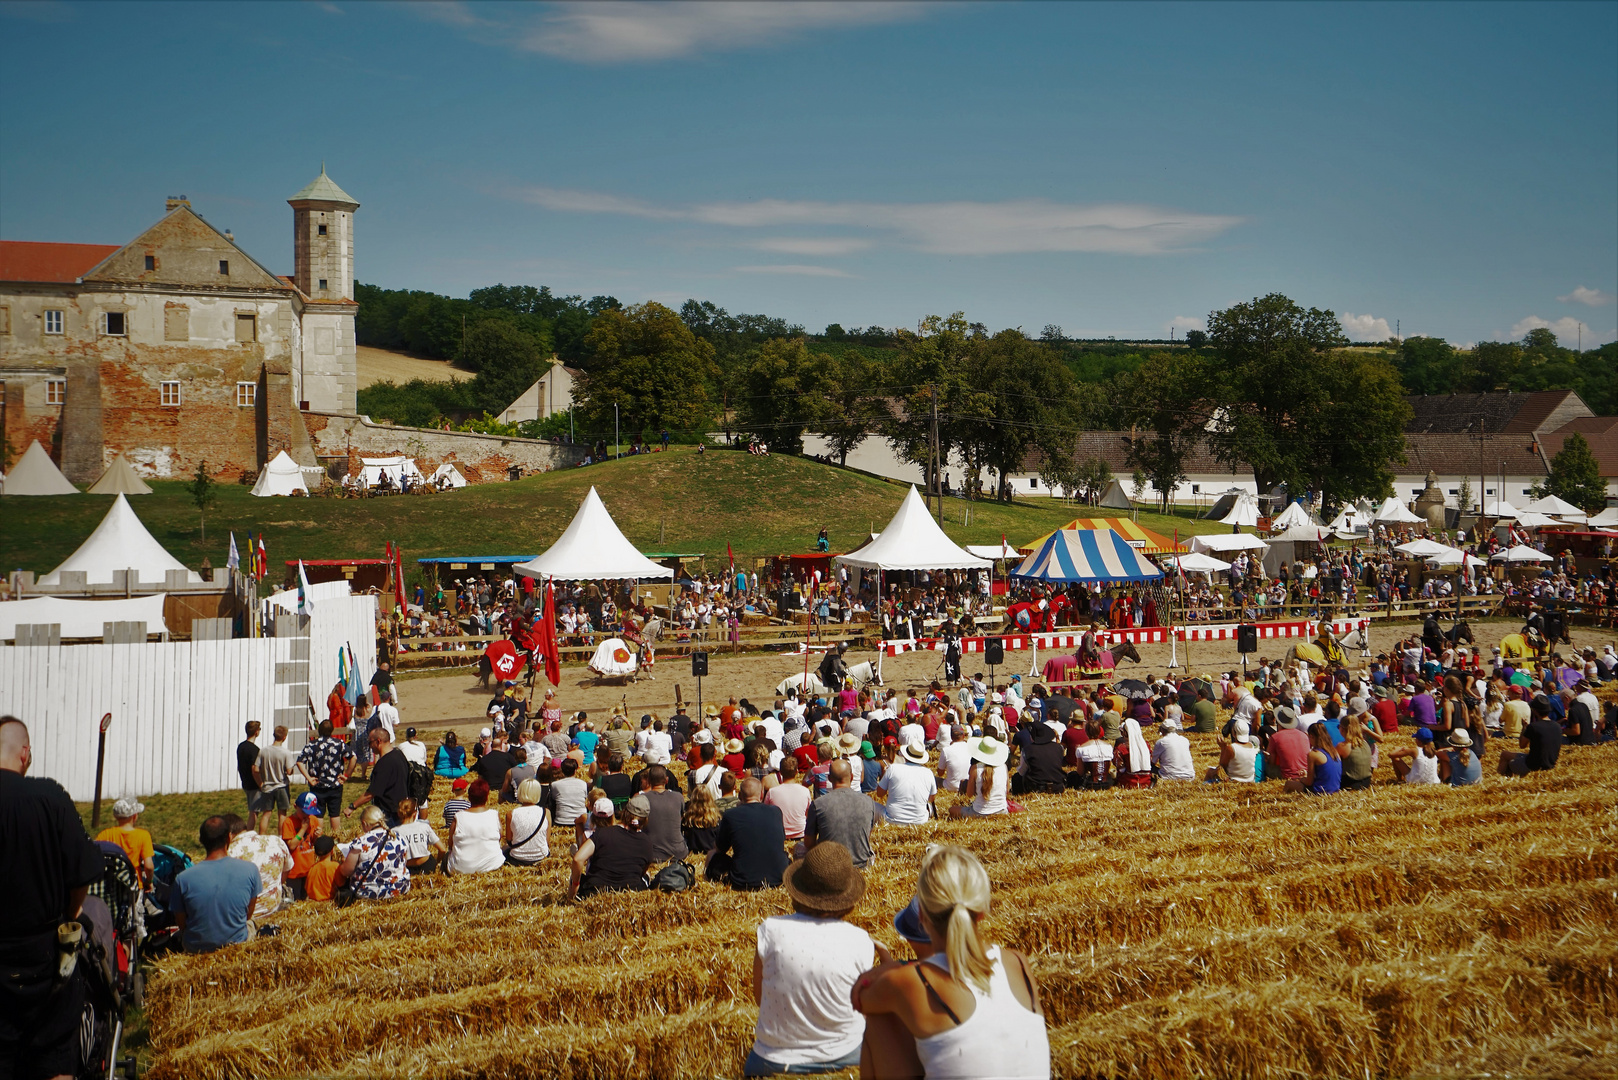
[880, 619, 1367, 657]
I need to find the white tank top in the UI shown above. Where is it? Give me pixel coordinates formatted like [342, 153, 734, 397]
[915, 947, 1050, 1080]
[972, 765, 1008, 815]
[1405, 750, 1440, 785]
[1226, 742, 1257, 782]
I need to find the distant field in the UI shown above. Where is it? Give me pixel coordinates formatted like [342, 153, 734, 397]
[357, 346, 465, 388]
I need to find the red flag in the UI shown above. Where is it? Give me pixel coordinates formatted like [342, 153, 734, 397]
[255, 534, 267, 578]
[393, 541, 407, 612]
[727, 542, 734, 575]
[537, 580, 561, 687]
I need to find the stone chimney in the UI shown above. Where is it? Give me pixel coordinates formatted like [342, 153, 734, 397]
[166, 195, 190, 212]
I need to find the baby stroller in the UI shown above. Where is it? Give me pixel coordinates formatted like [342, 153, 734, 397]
[77, 842, 144, 1078]
[141, 844, 193, 958]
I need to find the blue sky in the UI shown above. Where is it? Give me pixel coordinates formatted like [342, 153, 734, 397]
[3, 1, 1614, 346]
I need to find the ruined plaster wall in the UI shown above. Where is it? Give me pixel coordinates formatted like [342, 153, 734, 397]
[304, 412, 588, 483]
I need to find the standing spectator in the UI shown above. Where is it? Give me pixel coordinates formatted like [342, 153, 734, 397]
[879, 744, 938, 824]
[0, 716, 105, 1078]
[326, 681, 352, 732]
[369, 660, 396, 705]
[171, 815, 263, 952]
[237, 720, 263, 817]
[744, 842, 874, 1076]
[295, 720, 354, 821]
[344, 728, 410, 827]
[805, 761, 880, 869]
[96, 796, 156, 888]
[568, 795, 655, 900]
[227, 814, 292, 920]
[336, 806, 411, 900]
[709, 777, 789, 890]
[640, 765, 688, 864]
[252, 724, 295, 834]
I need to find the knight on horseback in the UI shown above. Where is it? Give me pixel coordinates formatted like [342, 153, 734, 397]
[1077, 622, 1103, 673]
[1421, 613, 1445, 659]
[818, 641, 850, 693]
[1313, 622, 1347, 672]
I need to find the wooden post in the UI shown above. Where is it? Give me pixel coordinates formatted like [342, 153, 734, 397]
[90, 712, 113, 829]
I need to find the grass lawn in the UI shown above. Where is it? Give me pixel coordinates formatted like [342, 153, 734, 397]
[3, 447, 1228, 588]
[75, 780, 368, 858]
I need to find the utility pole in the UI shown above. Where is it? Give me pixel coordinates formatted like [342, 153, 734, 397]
[930, 383, 943, 525]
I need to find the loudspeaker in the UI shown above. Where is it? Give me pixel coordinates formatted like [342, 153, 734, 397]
[984, 637, 1005, 665]
[691, 651, 709, 677]
[1236, 624, 1258, 654]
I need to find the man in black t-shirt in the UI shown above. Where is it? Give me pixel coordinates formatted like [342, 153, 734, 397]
[707, 777, 788, 890]
[1, 717, 104, 1080]
[1499, 698, 1563, 776]
[237, 720, 263, 816]
[344, 728, 410, 825]
[369, 661, 395, 704]
[473, 742, 517, 794]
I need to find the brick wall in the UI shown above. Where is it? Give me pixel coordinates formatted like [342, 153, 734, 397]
[304, 412, 588, 483]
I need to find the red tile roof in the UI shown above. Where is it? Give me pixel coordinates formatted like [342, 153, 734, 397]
[0, 241, 120, 283]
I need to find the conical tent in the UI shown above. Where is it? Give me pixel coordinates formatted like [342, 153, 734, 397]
[1482, 499, 1519, 519]
[1202, 488, 1248, 520]
[1373, 496, 1424, 524]
[835, 487, 989, 571]
[1219, 493, 1261, 528]
[431, 463, 468, 489]
[1098, 479, 1133, 510]
[1523, 494, 1586, 522]
[86, 453, 152, 495]
[1271, 501, 1317, 530]
[251, 451, 311, 496]
[1588, 507, 1618, 528]
[1, 440, 77, 496]
[37, 494, 198, 585]
[513, 487, 673, 581]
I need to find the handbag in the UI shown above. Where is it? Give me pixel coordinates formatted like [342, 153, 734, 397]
[652, 859, 695, 892]
[334, 831, 387, 909]
[503, 809, 549, 864]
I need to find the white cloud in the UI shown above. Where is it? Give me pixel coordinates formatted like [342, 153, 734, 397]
[1167, 315, 1204, 335]
[750, 237, 874, 256]
[1339, 312, 1394, 341]
[1558, 285, 1614, 307]
[733, 264, 853, 278]
[1508, 315, 1606, 346]
[512, 185, 1242, 256]
[422, 1, 928, 63]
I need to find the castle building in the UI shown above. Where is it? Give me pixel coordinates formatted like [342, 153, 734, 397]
[0, 168, 359, 482]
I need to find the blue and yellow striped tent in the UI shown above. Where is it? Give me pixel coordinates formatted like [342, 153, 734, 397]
[1011, 528, 1164, 584]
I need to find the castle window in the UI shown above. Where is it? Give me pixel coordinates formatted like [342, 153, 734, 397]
[0, 307, 9, 335]
[144, 255, 156, 271]
[218, 260, 229, 275]
[319, 278, 328, 291]
[236, 381, 257, 407]
[235, 313, 257, 343]
[47, 379, 66, 405]
[318, 224, 328, 236]
[160, 381, 181, 407]
[44, 310, 64, 335]
[103, 311, 126, 337]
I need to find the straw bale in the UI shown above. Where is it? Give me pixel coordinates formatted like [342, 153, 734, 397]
[1420, 1019, 1618, 1079]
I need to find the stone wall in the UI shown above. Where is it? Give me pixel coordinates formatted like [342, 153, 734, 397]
[303, 412, 588, 483]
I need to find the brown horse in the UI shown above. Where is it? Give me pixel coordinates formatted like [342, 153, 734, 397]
[1077, 641, 1141, 678]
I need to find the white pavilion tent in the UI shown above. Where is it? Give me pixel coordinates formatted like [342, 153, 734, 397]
[36, 494, 200, 586]
[1, 440, 77, 496]
[513, 487, 673, 581]
[251, 451, 318, 497]
[964, 542, 1023, 561]
[1271, 502, 1318, 530]
[1327, 505, 1368, 537]
[1490, 545, 1552, 563]
[1482, 499, 1519, 519]
[360, 456, 427, 488]
[86, 453, 153, 496]
[1373, 496, 1424, 525]
[1395, 538, 1454, 558]
[431, 463, 468, 489]
[1219, 493, 1261, 529]
[1522, 494, 1586, 523]
[1588, 507, 1618, 528]
[1165, 552, 1232, 575]
[1427, 548, 1486, 569]
[835, 487, 990, 571]
[1513, 511, 1561, 528]
[1186, 532, 1269, 556]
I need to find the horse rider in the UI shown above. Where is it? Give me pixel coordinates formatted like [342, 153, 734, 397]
[818, 641, 850, 692]
[1077, 622, 1103, 672]
[943, 629, 963, 685]
[1313, 622, 1347, 672]
[1421, 612, 1445, 659]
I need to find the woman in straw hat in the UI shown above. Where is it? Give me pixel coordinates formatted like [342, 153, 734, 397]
[743, 842, 873, 1076]
[949, 737, 1009, 819]
[853, 844, 1050, 1079]
[1439, 726, 1482, 786]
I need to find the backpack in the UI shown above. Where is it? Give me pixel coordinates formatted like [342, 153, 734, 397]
[407, 761, 434, 805]
[653, 859, 695, 893]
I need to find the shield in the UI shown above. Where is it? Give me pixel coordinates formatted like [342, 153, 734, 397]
[483, 640, 526, 682]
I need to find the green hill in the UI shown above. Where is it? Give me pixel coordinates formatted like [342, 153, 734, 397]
[0, 448, 1227, 585]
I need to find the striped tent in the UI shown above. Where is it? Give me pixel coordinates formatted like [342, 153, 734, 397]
[1019, 517, 1185, 556]
[1011, 529, 1164, 584]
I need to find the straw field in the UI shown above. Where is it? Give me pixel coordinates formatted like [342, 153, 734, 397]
[143, 730, 1618, 1080]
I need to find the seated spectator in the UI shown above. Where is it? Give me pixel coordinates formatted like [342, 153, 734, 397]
[745, 842, 874, 1077]
[504, 779, 551, 866]
[1390, 728, 1442, 784]
[442, 777, 471, 829]
[950, 737, 1009, 819]
[1299, 722, 1342, 795]
[879, 743, 937, 824]
[550, 758, 592, 831]
[303, 837, 340, 902]
[227, 813, 292, 921]
[1499, 697, 1563, 776]
[278, 792, 324, 899]
[1011, 722, 1066, 794]
[1150, 716, 1196, 782]
[715, 771, 742, 813]
[1266, 708, 1311, 786]
[853, 845, 1050, 1079]
[173, 815, 264, 952]
[709, 777, 789, 890]
[336, 806, 411, 900]
[1074, 718, 1114, 788]
[765, 757, 812, 841]
[96, 796, 155, 889]
[640, 765, 688, 863]
[1334, 714, 1378, 791]
[682, 784, 721, 857]
[805, 760, 880, 869]
[568, 795, 654, 900]
[1205, 721, 1259, 784]
[1440, 728, 1482, 786]
[598, 753, 634, 806]
[859, 740, 883, 794]
[445, 779, 504, 875]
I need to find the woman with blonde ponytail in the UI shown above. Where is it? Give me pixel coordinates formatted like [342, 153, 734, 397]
[851, 845, 1050, 1078]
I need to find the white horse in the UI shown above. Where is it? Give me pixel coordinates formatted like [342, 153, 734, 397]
[776, 660, 881, 698]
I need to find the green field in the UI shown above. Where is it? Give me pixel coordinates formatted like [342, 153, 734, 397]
[1, 448, 1227, 587]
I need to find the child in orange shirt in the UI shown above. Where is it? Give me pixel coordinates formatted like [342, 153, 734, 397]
[95, 798, 155, 888]
[303, 837, 340, 902]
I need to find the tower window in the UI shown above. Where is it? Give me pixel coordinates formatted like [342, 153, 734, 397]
[218, 260, 229, 275]
[144, 255, 156, 271]
[319, 278, 328, 291]
[160, 381, 181, 407]
[103, 311, 126, 336]
[318, 224, 328, 236]
[44, 310, 64, 334]
[236, 381, 257, 407]
[47, 379, 66, 405]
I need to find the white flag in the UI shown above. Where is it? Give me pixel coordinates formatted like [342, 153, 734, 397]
[227, 532, 240, 572]
[297, 560, 314, 617]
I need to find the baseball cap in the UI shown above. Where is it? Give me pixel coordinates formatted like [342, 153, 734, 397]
[452, 777, 469, 791]
[1414, 728, 1434, 743]
[593, 797, 616, 817]
[294, 792, 323, 817]
[626, 793, 652, 819]
[112, 797, 145, 818]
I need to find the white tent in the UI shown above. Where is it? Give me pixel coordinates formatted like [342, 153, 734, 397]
[1, 440, 77, 496]
[37, 494, 199, 586]
[1427, 548, 1486, 568]
[1271, 502, 1317, 530]
[86, 453, 153, 496]
[1395, 538, 1454, 558]
[1588, 507, 1618, 528]
[1187, 532, 1269, 555]
[835, 487, 990, 571]
[964, 542, 1023, 561]
[1522, 494, 1586, 522]
[1482, 499, 1518, 519]
[1268, 525, 1331, 543]
[513, 487, 673, 581]
[1513, 511, 1562, 528]
[0, 594, 169, 641]
[1490, 545, 1552, 563]
[1165, 552, 1231, 574]
[361, 456, 426, 488]
[1218, 493, 1261, 528]
[1327, 506, 1368, 536]
[1373, 496, 1424, 524]
[431, 463, 468, 489]
[251, 450, 313, 497]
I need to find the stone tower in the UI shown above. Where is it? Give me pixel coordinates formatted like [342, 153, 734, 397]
[288, 165, 359, 302]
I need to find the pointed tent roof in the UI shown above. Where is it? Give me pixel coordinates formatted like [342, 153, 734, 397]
[1097, 479, 1133, 510]
[1011, 529, 1164, 584]
[513, 487, 673, 581]
[1482, 498, 1519, 519]
[1219, 493, 1261, 528]
[1, 440, 77, 496]
[1588, 507, 1618, 528]
[289, 165, 359, 206]
[37, 494, 198, 585]
[1327, 505, 1367, 534]
[835, 487, 990, 571]
[86, 453, 152, 495]
[1271, 501, 1318, 530]
[1490, 544, 1552, 563]
[251, 450, 311, 496]
[1522, 494, 1587, 522]
[1373, 496, 1424, 524]
[1019, 517, 1184, 556]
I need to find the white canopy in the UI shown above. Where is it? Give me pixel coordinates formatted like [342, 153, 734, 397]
[1187, 532, 1270, 555]
[1327, 506, 1367, 534]
[1268, 525, 1330, 543]
[431, 463, 468, 489]
[1271, 502, 1317, 530]
[1373, 496, 1424, 524]
[1482, 499, 1518, 519]
[1522, 494, 1586, 522]
[513, 487, 673, 581]
[835, 487, 990, 571]
[1, 440, 77, 496]
[86, 453, 152, 496]
[361, 456, 426, 487]
[1513, 511, 1562, 528]
[1427, 548, 1486, 568]
[1587, 507, 1618, 528]
[1395, 538, 1454, 558]
[0, 594, 169, 641]
[1490, 545, 1552, 563]
[251, 450, 312, 497]
[1219, 493, 1261, 528]
[1165, 552, 1232, 574]
[964, 542, 1023, 561]
[37, 494, 199, 586]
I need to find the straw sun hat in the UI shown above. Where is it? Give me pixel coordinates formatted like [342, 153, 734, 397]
[900, 742, 929, 764]
[968, 736, 1009, 767]
[783, 841, 866, 914]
